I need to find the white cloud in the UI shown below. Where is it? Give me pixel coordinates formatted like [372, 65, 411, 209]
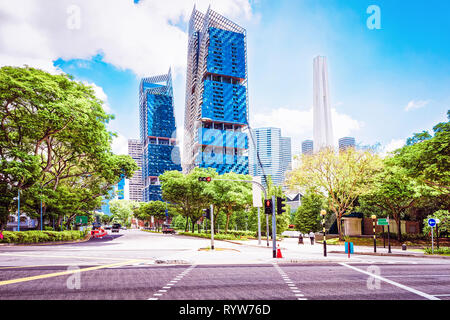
[111, 133, 128, 155]
[0, 0, 253, 77]
[82, 81, 111, 113]
[380, 138, 405, 157]
[404, 100, 430, 111]
[250, 106, 363, 153]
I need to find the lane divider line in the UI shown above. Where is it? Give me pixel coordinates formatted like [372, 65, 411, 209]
[273, 263, 307, 301]
[339, 263, 440, 300]
[148, 264, 197, 300]
[0, 259, 143, 287]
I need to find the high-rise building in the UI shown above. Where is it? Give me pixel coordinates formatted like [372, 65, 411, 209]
[339, 136, 356, 151]
[281, 137, 292, 174]
[313, 56, 334, 152]
[301, 139, 314, 155]
[128, 139, 143, 201]
[249, 127, 291, 188]
[183, 6, 249, 175]
[139, 70, 182, 202]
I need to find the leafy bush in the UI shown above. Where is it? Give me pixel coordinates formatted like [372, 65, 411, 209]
[0, 230, 87, 244]
[178, 231, 249, 241]
[424, 247, 450, 255]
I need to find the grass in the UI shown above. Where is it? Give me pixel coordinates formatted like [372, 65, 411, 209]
[423, 247, 450, 256]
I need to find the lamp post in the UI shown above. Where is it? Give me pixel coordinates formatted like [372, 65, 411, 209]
[17, 190, 20, 232]
[371, 215, 377, 253]
[320, 209, 327, 257]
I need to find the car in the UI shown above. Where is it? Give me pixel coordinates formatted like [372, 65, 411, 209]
[104, 225, 112, 230]
[121, 226, 127, 230]
[111, 223, 121, 233]
[162, 224, 175, 234]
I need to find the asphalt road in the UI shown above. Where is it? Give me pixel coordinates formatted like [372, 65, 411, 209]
[0, 230, 449, 301]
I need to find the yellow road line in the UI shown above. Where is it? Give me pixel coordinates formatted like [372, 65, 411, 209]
[0, 253, 146, 262]
[0, 259, 143, 287]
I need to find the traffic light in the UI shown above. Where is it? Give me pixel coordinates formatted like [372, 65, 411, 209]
[276, 197, 286, 215]
[264, 199, 273, 214]
[203, 208, 211, 219]
[198, 177, 212, 182]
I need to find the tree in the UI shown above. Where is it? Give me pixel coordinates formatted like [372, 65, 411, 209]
[0, 66, 137, 230]
[393, 110, 450, 194]
[287, 147, 382, 239]
[109, 200, 137, 227]
[360, 160, 432, 240]
[160, 168, 215, 232]
[295, 191, 326, 234]
[138, 201, 172, 230]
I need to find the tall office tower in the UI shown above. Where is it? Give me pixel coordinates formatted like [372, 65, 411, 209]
[281, 137, 292, 175]
[139, 70, 182, 202]
[301, 139, 314, 155]
[249, 127, 291, 188]
[117, 176, 125, 200]
[313, 56, 334, 152]
[183, 6, 249, 175]
[127, 139, 143, 201]
[338, 136, 356, 152]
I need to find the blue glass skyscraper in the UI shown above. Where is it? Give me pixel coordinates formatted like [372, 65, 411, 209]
[183, 6, 249, 175]
[139, 70, 182, 201]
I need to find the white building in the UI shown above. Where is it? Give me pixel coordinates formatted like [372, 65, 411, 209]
[313, 56, 334, 152]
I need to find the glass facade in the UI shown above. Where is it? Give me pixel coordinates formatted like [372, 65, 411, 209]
[183, 7, 249, 175]
[139, 70, 182, 201]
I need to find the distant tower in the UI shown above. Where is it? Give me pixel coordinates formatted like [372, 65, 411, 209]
[127, 139, 143, 201]
[301, 140, 314, 155]
[339, 137, 356, 152]
[313, 56, 334, 152]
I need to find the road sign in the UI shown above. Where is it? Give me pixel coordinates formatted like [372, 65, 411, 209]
[75, 216, 88, 224]
[377, 218, 389, 226]
[428, 218, 436, 227]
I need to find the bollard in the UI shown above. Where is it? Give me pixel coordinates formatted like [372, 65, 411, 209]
[402, 243, 407, 251]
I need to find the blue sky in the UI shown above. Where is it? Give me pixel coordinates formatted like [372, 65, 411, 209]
[2, 0, 448, 155]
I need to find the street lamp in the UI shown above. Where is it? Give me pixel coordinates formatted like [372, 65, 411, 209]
[371, 215, 377, 253]
[320, 209, 327, 257]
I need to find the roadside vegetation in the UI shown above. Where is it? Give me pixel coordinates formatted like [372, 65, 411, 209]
[287, 111, 449, 241]
[0, 230, 88, 244]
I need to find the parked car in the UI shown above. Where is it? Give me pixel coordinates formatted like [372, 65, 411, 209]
[104, 225, 112, 230]
[112, 223, 121, 233]
[162, 224, 175, 234]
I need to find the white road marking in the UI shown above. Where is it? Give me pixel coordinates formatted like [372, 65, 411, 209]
[385, 275, 450, 278]
[433, 294, 450, 297]
[339, 263, 440, 300]
[147, 264, 197, 300]
[273, 263, 307, 300]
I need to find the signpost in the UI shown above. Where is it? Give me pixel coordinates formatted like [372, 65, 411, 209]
[377, 218, 391, 253]
[428, 218, 436, 254]
[252, 176, 263, 245]
[75, 216, 88, 224]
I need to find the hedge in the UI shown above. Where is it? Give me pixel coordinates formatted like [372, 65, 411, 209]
[177, 231, 249, 241]
[0, 230, 88, 244]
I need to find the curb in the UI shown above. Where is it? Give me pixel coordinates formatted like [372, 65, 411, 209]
[329, 251, 450, 259]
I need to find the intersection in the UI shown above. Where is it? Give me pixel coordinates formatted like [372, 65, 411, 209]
[0, 230, 449, 300]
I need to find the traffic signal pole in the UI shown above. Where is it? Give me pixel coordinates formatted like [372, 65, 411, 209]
[272, 195, 277, 258]
[210, 204, 214, 250]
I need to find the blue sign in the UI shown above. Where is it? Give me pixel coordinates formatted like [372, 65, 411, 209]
[428, 218, 436, 227]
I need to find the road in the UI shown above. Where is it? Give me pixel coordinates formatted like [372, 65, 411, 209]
[0, 229, 449, 301]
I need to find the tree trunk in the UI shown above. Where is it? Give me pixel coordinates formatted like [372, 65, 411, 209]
[396, 215, 402, 241]
[185, 217, 189, 232]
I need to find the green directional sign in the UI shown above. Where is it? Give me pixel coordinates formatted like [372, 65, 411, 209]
[377, 218, 389, 226]
[76, 216, 88, 224]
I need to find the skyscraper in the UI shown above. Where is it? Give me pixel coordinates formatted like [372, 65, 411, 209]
[313, 56, 334, 152]
[301, 139, 314, 155]
[139, 70, 182, 202]
[249, 127, 291, 188]
[183, 6, 249, 175]
[128, 139, 143, 201]
[339, 136, 356, 151]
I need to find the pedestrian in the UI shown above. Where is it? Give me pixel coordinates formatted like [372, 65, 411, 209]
[309, 231, 315, 245]
[298, 232, 303, 244]
[0, 230, 3, 240]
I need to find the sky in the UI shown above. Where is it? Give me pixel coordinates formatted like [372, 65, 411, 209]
[1, 0, 449, 156]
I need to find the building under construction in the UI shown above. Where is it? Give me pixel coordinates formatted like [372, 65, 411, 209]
[183, 6, 249, 175]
